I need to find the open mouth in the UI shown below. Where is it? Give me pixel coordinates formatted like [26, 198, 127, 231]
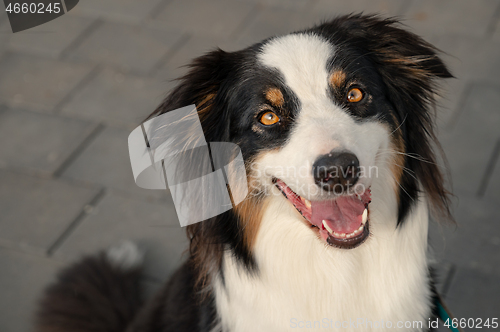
[273, 178, 371, 249]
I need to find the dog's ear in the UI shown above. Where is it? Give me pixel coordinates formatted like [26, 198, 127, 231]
[358, 16, 454, 223]
[358, 16, 453, 93]
[148, 48, 238, 141]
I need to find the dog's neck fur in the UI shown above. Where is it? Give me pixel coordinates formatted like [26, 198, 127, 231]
[213, 167, 431, 332]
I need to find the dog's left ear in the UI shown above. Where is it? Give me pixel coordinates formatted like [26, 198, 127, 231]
[361, 16, 453, 93]
[147, 48, 240, 141]
[348, 15, 454, 223]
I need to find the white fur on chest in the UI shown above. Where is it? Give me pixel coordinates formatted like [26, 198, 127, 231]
[213, 178, 431, 332]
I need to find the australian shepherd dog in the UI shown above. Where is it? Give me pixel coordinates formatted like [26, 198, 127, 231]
[36, 14, 454, 332]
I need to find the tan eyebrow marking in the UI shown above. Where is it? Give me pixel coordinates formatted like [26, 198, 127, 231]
[330, 70, 346, 89]
[265, 87, 284, 107]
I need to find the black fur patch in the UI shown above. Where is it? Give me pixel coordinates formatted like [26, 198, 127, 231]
[127, 261, 217, 332]
[36, 253, 143, 332]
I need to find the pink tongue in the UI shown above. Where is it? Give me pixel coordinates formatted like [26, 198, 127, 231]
[310, 197, 365, 234]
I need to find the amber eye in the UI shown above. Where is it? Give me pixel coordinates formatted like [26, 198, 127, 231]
[259, 111, 280, 126]
[347, 88, 364, 103]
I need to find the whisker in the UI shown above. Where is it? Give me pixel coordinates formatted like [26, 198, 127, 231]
[389, 113, 408, 136]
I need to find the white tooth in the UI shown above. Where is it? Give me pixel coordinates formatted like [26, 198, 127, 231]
[358, 225, 363, 231]
[322, 220, 333, 234]
[333, 231, 340, 238]
[362, 208, 368, 224]
[340, 233, 346, 238]
[346, 233, 352, 238]
[304, 199, 312, 209]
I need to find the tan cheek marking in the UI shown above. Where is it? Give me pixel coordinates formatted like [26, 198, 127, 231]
[235, 157, 266, 251]
[265, 88, 284, 107]
[235, 195, 266, 251]
[233, 152, 275, 251]
[330, 70, 346, 89]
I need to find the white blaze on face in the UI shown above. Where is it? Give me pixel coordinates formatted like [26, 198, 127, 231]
[257, 33, 390, 200]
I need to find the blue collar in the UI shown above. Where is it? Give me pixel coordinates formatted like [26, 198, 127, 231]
[435, 295, 463, 332]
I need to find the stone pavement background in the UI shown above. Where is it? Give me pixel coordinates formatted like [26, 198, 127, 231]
[0, 0, 499, 331]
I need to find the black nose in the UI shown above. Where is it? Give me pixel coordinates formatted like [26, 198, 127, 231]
[312, 151, 360, 193]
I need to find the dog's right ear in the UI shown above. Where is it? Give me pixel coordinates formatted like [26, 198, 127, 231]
[147, 48, 238, 140]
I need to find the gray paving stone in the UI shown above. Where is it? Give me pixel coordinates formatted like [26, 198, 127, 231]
[311, 0, 409, 18]
[439, 83, 500, 196]
[5, 15, 96, 58]
[0, 248, 63, 332]
[0, 53, 94, 112]
[402, 0, 500, 40]
[159, 34, 246, 80]
[61, 68, 170, 128]
[0, 108, 98, 175]
[61, 125, 170, 200]
[0, 170, 99, 253]
[235, 0, 316, 10]
[484, 144, 500, 202]
[429, 195, 500, 276]
[153, 0, 256, 39]
[236, 7, 321, 47]
[217, 36, 259, 53]
[432, 35, 500, 82]
[235, 1, 411, 54]
[445, 267, 500, 329]
[434, 78, 467, 132]
[0, 19, 12, 56]
[494, 19, 500, 41]
[70, 0, 165, 24]
[432, 262, 455, 297]
[66, 21, 184, 75]
[54, 192, 188, 280]
[0, 3, 8, 24]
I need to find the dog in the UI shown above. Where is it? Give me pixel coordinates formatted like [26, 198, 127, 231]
[36, 14, 453, 332]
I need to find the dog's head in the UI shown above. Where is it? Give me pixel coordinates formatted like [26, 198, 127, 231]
[150, 14, 453, 283]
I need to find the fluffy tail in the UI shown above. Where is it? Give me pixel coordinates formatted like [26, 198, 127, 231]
[36, 241, 144, 332]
